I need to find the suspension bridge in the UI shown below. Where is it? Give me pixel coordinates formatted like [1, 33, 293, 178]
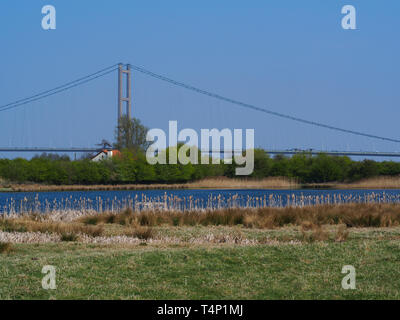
[1, 63, 399, 158]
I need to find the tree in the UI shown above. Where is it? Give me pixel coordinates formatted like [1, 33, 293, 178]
[288, 153, 312, 182]
[270, 154, 289, 177]
[33, 153, 70, 161]
[96, 139, 113, 149]
[114, 115, 150, 153]
[309, 154, 342, 183]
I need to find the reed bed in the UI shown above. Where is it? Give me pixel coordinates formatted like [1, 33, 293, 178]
[1, 203, 400, 244]
[336, 176, 400, 189]
[4, 177, 298, 192]
[8, 183, 187, 192]
[3, 190, 400, 216]
[4, 177, 400, 194]
[79, 203, 400, 229]
[187, 177, 299, 189]
[3, 202, 397, 241]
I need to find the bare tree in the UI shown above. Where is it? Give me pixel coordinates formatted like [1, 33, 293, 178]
[96, 139, 113, 149]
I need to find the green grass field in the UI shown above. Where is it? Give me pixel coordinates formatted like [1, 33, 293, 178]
[1, 227, 400, 300]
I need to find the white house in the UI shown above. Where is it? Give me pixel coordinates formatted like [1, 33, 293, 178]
[91, 149, 121, 162]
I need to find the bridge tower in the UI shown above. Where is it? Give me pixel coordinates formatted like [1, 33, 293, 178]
[117, 63, 132, 138]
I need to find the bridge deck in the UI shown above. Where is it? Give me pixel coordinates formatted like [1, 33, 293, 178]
[1, 147, 400, 158]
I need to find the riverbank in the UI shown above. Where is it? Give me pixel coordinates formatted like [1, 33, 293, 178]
[2, 203, 400, 299]
[0, 177, 298, 192]
[2, 176, 400, 193]
[2, 203, 400, 242]
[1, 227, 400, 299]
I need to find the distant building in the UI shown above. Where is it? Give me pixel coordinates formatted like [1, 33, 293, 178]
[91, 149, 121, 162]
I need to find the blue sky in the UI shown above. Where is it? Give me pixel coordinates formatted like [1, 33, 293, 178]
[0, 0, 399, 158]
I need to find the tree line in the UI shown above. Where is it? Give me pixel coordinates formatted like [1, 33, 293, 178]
[1, 150, 399, 185]
[1, 116, 399, 185]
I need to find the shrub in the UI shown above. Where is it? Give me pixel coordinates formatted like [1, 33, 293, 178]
[0, 242, 13, 254]
[125, 226, 154, 240]
[60, 233, 78, 242]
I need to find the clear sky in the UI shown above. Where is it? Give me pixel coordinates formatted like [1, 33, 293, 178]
[0, 0, 399, 158]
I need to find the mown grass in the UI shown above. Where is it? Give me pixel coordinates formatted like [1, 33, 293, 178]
[1, 235, 400, 299]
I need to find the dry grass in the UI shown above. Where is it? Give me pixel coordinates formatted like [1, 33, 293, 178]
[2, 203, 400, 245]
[300, 224, 330, 242]
[123, 226, 154, 240]
[187, 177, 299, 189]
[336, 176, 400, 189]
[335, 225, 349, 242]
[6, 177, 299, 192]
[80, 203, 400, 229]
[5, 176, 400, 192]
[0, 218, 103, 237]
[213, 229, 244, 244]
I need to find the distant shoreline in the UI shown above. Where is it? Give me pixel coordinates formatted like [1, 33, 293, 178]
[1, 176, 400, 192]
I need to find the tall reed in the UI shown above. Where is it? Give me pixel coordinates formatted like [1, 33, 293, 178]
[80, 203, 400, 229]
[2, 191, 400, 216]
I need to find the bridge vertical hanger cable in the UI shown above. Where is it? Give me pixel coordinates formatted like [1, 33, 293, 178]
[1, 62, 399, 145]
[128, 64, 400, 144]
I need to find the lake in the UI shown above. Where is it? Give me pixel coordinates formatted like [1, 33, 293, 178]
[1, 189, 400, 215]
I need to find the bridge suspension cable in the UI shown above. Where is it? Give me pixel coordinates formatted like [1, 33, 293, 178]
[1, 62, 399, 144]
[0, 64, 119, 113]
[128, 64, 400, 144]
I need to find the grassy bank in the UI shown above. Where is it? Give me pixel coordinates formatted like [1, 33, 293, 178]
[2, 203, 400, 299]
[1, 234, 400, 299]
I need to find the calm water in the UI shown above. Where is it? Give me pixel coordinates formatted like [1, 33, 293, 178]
[1, 189, 400, 215]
